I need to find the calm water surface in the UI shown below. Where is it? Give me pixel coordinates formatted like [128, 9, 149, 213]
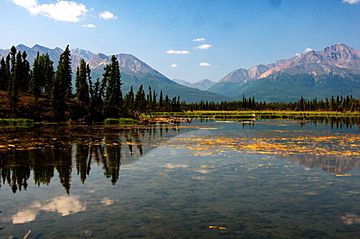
[0, 120, 360, 238]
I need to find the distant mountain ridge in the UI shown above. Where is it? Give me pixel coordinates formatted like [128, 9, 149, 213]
[0, 44, 227, 102]
[173, 79, 215, 90]
[2, 43, 360, 102]
[209, 44, 360, 101]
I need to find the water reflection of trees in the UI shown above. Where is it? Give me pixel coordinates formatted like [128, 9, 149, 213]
[301, 117, 360, 129]
[0, 126, 181, 194]
[1, 146, 75, 194]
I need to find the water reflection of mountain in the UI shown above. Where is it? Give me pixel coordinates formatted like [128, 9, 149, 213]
[0, 125, 188, 194]
[290, 155, 360, 174]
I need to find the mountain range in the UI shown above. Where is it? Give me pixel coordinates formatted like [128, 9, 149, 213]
[173, 79, 215, 91]
[0, 45, 226, 102]
[1, 43, 360, 102]
[208, 44, 360, 101]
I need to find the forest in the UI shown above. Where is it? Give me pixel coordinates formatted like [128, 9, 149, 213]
[183, 95, 360, 112]
[0, 45, 359, 122]
[0, 45, 181, 122]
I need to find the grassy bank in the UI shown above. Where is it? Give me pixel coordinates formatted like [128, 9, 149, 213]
[148, 111, 360, 119]
[0, 118, 35, 128]
[104, 118, 140, 126]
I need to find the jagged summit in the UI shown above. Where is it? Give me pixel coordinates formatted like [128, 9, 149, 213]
[208, 43, 360, 101]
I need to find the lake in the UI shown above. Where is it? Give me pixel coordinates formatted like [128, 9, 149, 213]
[0, 119, 360, 238]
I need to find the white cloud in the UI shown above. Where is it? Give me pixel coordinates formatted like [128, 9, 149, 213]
[11, 0, 87, 23]
[193, 37, 205, 42]
[166, 49, 190, 55]
[170, 64, 177, 68]
[304, 47, 314, 53]
[200, 62, 210, 67]
[82, 23, 96, 28]
[343, 0, 360, 4]
[195, 44, 212, 50]
[100, 11, 117, 20]
[12, 0, 37, 9]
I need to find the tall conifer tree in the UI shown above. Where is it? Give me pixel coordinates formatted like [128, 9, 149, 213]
[75, 59, 90, 104]
[0, 58, 8, 90]
[104, 55, 122, 117]
[8, 46, 18, 116]
[52, 45, 72, 121]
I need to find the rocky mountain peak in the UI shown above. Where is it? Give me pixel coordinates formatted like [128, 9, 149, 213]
[322, 43, 360, 63]
[248, 64, 270, 78]
[296, 50, 325, 65]
[115, 54, 154, 74]
[71, 48, 95, 60]
[221, 68, 250, 83]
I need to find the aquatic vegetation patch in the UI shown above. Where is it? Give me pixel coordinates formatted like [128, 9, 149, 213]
[168, 133, 360, 173]
[171, 134, 360, 158]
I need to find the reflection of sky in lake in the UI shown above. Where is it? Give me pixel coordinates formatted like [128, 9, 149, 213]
[0, 120, 360, 238]
[12, 195, 86, 224]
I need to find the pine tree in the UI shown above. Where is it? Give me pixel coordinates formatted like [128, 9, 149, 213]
[152, 90, 157, 109]
[52, 46, 72, 121]
[8, 46, 18, 116]
[104, 55, 122, 117]
[147, 86, 152, 110]
[75, 59, 90, 104]
[51, 74, 66, 121]
[89, 78, 104, 122]
[58, 45, 72, 99]
[135, 85, 146, 112]
[20, 51, 31, 92]
[31, 53, 55, 97]
[164, 95, 170, 111]
[86, 64, 92, 99]
[159, 90, 163, 108]
[30, 53, 41, 97]
[0, 57, 8, 91]
[43, 54, 55, 96]
[124, 86, 135, 115]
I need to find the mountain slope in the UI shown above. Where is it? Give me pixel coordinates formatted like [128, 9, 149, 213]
[209, 44, 360, 101]
[0, 45, 227, 102]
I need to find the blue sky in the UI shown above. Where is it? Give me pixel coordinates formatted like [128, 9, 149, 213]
[1, 0, 360, 83]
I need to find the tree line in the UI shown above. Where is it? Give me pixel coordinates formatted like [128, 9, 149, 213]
[1, 45, 359, 122]
[0, 45, 181, 122]
[183, 95, 360, 112]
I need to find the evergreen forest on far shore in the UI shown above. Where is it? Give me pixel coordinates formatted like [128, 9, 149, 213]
[0, 45, 360, 123]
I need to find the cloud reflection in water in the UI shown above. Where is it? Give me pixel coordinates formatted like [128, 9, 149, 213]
[12, 195, 86, 224]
